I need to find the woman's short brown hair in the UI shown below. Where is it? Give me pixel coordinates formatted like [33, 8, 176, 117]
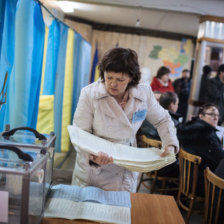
[98, 47, 141, 87]
[156, 66, 170, 79]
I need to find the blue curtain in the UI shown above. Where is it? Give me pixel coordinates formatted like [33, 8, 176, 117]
[0, 0, 45, 131]
[12, 0, 45, 128]
[42, 20, 60, 95]
[0, 0, 6, 56]
[0, 0, 17, 131]
[71, 33, 91, 118]
[0, 0, 92, 155]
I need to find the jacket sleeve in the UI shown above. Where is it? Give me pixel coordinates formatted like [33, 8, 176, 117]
[73, 87, 93, 133]
[145, 87, 179, 152]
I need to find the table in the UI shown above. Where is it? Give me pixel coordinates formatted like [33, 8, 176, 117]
[41, 193, 185, 224]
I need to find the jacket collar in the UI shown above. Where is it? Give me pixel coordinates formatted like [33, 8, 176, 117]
[94, 79, 145, 101]
[94, 79, 109, 99]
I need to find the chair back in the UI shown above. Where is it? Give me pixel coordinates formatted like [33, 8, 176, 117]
[141, 135, 162, 149]
[204, 167, 224, 224]
[178, 148, 202, 197]
[136, 135, 178, 194]
[176, 148, 203, 224]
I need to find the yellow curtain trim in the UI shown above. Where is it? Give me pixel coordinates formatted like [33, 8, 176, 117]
[61, 29, 75, 152]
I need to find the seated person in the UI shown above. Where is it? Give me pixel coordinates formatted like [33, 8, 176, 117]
[139, 91, 182, 140]
[177, 103, 224, 196]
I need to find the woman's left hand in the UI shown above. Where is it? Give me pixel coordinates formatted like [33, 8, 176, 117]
[160, 145, 175, 157]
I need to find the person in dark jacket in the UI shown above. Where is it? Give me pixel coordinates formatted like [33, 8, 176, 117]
[177, 103, 224, 196]
[215, 158, 224, 178]
[206, 64, 224, 124]
[139, 91, 182, 140]
[198, 65, 212, 103]
[139, 91, 181, 178]
[173, 69, 191, 122]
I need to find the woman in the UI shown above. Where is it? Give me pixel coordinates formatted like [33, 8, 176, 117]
[150, 66, 174, 92]
[177, 103, 224, 196]
[72, 47, 179, 192]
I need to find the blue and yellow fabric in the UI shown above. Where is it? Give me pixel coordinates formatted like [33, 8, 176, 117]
[0, 0, 44, 131]
[90, 45, 100, 83]
[36, 19, 60, 135]
[0, 0, 92, 156]
[36, 20, 92, 153]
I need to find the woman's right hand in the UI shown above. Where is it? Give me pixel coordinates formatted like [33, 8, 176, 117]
[89, 152, 113, 166]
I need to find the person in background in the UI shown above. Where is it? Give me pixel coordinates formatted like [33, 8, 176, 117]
[173, 69, 191, 122]
[198, 65, 212, 103]
[139, 91, 182, 141]
[150, 66, 174, 93]
[139, 91, 181, 179]
[177, 103, 224, 196]
[72, 47, 179, 192]
[206, 64, 224, 124]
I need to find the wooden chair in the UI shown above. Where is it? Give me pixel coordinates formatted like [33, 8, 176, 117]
[137, 135, 179, 194]
[176, 148, 204, 224]
[203, 167, 224, 224]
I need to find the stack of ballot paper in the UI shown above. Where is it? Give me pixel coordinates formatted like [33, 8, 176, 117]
[68, 125, 176, 173]
[44, 184, 131, 224]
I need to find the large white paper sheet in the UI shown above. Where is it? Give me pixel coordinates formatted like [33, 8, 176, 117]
[68, 125, 176, 173]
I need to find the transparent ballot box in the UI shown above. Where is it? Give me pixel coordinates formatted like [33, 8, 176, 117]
[0, 145, 48, 224]
[0, 126, 56, 193]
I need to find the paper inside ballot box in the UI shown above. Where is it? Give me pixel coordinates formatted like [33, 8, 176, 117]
[44, 184, 131, 224]
[67, 125, 176, 172]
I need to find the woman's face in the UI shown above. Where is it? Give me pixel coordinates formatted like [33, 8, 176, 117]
[199, 106, 220, 127]
[104, 72, 132, 99]
[160, 73, 169, 83]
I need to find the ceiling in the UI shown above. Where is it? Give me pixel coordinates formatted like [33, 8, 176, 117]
[43, 0, 224, 37]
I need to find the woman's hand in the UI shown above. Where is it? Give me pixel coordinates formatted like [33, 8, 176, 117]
[160, 145, 175, 157]
[89, 152, 113, 166]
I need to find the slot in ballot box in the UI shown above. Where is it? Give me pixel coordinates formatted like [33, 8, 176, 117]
[0, 145, 48, 224]
[0, 126, 56, 194]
